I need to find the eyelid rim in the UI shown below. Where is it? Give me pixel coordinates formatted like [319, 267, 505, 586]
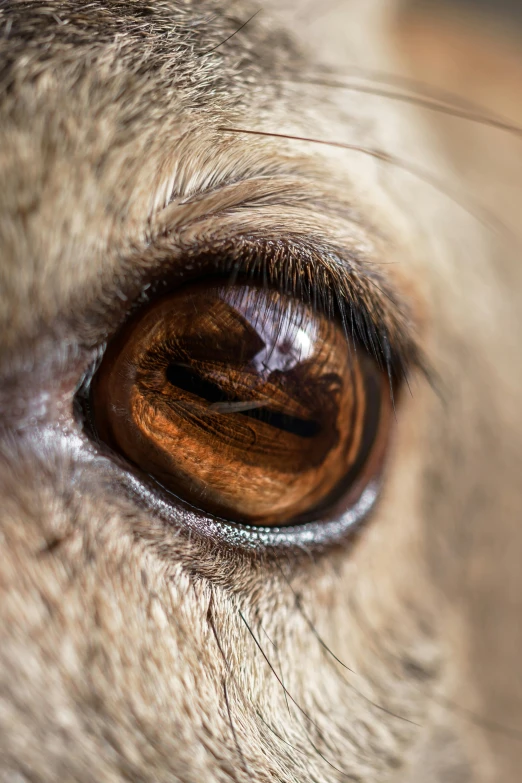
[123, 465, 383, 555]
[73, 228, 427, 554]
[70, 225, 428, 392]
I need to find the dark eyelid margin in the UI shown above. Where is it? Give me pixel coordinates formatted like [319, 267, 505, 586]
[70, 230, 429, 559]
[119, 465, 384, 558]
[70, 231, 428, 391]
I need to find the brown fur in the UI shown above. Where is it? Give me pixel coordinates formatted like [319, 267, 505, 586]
[0, 1, 521, 781]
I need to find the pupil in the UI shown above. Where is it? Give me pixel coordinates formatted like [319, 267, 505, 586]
[166, 362, 320, 438]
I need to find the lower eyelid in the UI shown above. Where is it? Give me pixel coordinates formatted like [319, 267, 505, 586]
[111, 460, 383, 555]
[66, 215, 426, 555]
[85, 273, 396, 544]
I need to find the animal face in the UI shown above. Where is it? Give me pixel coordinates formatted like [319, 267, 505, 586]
[0, 2, 521, 781]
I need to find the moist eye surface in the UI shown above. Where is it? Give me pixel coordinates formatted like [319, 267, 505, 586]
[92, 281, 391, 526]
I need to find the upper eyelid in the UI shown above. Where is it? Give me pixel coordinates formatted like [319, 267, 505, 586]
[39, 172, 425, 386]
[71, 225, 425, 387]
[144, 179, 424, 377]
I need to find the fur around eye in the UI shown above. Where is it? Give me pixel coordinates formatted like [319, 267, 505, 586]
[91, 279, 393, 528]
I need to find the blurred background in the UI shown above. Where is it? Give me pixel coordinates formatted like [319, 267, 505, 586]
[397, 0, 522, 233]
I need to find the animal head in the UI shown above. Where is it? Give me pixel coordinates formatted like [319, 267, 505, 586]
[0, 2, 521, 781]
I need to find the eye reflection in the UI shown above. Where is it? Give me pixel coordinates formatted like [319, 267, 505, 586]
[92, 283, 391, 526]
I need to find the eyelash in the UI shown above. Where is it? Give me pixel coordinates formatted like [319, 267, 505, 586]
[74, 235, 425, 553]
[90, 234, 421, 377]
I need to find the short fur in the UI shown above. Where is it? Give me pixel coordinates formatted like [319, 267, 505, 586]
[0, 2, 521, 782]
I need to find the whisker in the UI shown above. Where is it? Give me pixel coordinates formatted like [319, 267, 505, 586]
[437, 695, 522, 743]
[253, 708, 335, 769]
[280, 77, 522, 138]
[239, 610, 359, 779]
[239, 610, 325, 735]
[275, 563, 420, 727]
[207, 594, 311, 767]
[218, 126, 510, 237]
[261, 627, 292, 718]
[347, 590, 522, 744]
[199, 9, 261, 55]
[299, 65, 503, 116]
[223, 678, 250, 776]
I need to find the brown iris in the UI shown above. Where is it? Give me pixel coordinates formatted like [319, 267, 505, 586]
[92, 283, 391, 526]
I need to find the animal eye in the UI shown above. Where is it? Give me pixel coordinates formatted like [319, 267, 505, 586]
[91, 281, 392, 527]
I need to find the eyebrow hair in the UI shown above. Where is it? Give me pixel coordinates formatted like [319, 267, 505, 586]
[144, 177, 425, 381]
[149, 175, 322, 232]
